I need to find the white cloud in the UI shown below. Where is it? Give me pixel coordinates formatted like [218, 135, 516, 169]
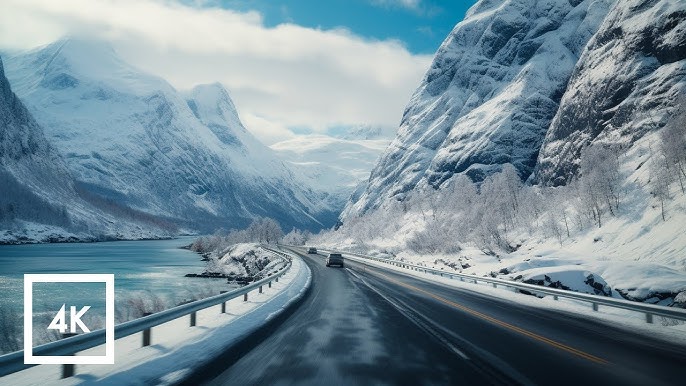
[0, 0, 432, 144]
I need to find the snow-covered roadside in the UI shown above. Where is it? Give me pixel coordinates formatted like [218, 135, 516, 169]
[2, 251, 311, 386]
[320, 234, 686, 309]
[340, 253, 686, 344]
[319, 133, 686, 307]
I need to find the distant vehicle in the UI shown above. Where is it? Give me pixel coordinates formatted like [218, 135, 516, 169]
[326, 253, 344, 267]
[307, 247, 317, 254]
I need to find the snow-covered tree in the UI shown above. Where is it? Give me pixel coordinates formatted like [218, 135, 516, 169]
[282, 228, 309, 245]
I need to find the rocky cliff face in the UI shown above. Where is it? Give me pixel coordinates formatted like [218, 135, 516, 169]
[533, 0, 686, 185]
[343, 0, 686, 220]
[4, 39, 336, 232]
[343, 0, 615, 218]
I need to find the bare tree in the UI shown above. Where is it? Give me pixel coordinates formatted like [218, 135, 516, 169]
[650, 155, 671, 221]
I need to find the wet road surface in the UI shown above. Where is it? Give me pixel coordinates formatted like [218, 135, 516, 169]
[190, 248, 686, 385]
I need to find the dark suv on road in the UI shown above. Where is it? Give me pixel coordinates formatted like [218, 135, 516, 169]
[307, 247, 317, 254]
[326, 253, 344, 267]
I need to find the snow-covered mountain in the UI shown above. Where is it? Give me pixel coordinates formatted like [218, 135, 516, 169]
[343, 0, 686, 220]
[1, 54, 176, 243]
[343, 0, 615, 219]
[532, 0, 686, 185]
[3, 39, 335, 233]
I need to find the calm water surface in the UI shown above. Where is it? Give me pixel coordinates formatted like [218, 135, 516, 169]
[0, 237, 227, 315]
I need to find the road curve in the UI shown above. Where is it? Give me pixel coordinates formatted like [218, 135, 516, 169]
[188, 248, 686, 385]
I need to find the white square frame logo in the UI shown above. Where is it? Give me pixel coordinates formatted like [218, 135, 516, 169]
[24, 274, 115, 365]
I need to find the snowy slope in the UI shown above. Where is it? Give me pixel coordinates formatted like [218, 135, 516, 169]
[4, 39, 335, 232]
[533, 0, 686, 185]
[343, 0, 615, 219]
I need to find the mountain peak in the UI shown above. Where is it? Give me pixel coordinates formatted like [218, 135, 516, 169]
[187, 82, 236, 110]
[35, 38, 123, 72]
[8, 37, 169, 96]
[185, 82, 243, 137]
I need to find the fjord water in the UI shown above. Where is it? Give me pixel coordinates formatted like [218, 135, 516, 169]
[0, 238, 227, 319]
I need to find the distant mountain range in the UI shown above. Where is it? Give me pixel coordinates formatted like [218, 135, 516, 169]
[1, 39, 340, 242]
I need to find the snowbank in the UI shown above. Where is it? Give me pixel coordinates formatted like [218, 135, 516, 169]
[513, 266, 612, 297]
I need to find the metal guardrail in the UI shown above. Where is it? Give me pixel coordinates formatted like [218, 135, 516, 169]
[314, 247, 686, 324]
[0, 246, 295, 378]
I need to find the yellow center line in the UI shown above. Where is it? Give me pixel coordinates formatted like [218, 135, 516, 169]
[365, 267, 609, 365]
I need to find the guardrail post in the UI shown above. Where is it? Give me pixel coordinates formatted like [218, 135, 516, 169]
[646, 313, 653, 323]
[142, 312, 152, 347]
[190, 311, 197, 327]
[62, 363, 75, 379]
[553, 295, 558, 301]
[259, 285, 263, 294]
[276, 276, 279, 283]
[244, 293, 248, 301]
[492, 283, 497, 288]
[592, 303, 598, 311]
[220, 291, 227, 313]
[269, 281, 272, 288]
[61, 333, 77, 378]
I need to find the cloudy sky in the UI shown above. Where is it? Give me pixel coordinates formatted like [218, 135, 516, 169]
[0, 0, 476, 144]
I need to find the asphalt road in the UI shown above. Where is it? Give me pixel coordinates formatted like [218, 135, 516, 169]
[191, 249, 686, 386]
